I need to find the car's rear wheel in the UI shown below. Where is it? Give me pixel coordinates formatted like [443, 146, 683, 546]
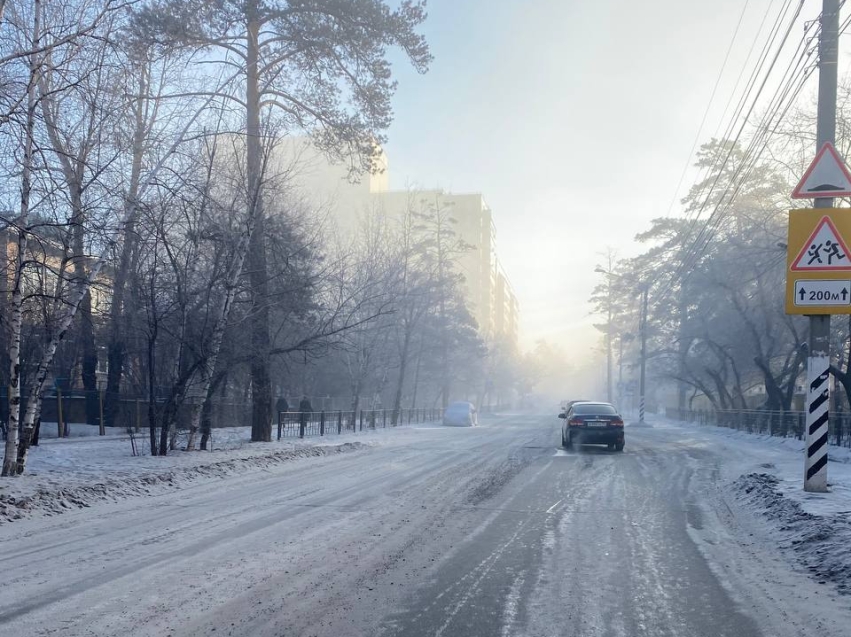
[607, 443, 615, 451]
[565, 433, 574, 449]
[615, 442, 624, 452]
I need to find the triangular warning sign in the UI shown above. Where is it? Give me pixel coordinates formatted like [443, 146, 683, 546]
[792, 142, 851, 198]
[791, 216, 851, 271]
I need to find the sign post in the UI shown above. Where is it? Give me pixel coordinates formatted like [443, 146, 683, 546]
[786, 0, 841, 493]
[785, 208, 851, 492]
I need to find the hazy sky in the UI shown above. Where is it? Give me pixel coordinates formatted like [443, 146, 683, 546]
[381, 0, 841, 357]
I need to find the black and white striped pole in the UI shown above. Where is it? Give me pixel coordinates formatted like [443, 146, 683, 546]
[806, 354, 830, 491]
[805, 0, 839, 493]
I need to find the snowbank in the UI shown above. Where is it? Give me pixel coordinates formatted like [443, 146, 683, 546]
[0, 422, 437, 525]
[0, 418, 452, 525]
[0, 440, 368, 525]
[662, 416, 851, 595]
[734, 473, 851, 594]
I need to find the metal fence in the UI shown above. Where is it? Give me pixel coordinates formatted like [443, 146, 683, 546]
[277, 408, 442, 439]
[666, 408, 851, 448]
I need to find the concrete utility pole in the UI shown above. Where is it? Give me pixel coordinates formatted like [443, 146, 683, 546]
[606, 278, 613, 403]
[805, 0, 839, 493]
[617, 336, 625, 411]
[639, 286, 648, 425]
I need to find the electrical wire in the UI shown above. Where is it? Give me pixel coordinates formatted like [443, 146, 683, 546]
[624, 0, 800, 288]
[677, 0, 798, 230]
[645, 0, 816, 314]
[667, 1, 811, 285]
[661, 0, 755, 219]
[678, 0, 807, 253]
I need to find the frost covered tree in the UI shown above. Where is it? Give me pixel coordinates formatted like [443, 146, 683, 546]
[591, 139, 805, 414]
[132, 0, 431, 442]
[1, 0, 130, 476]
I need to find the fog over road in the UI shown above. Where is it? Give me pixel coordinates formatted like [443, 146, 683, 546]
[1, 415, 849, 637]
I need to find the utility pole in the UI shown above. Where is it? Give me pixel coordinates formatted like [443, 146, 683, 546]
[676, 297, 689, 416]
[617, 335, 624, 411]
[639, 286, 648, 425]
[606, 277, 613, 403]
[806, 0, 839, 492]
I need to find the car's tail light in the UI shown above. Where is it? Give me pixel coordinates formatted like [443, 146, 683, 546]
[568, 418, 582, 426]
[611, 418, 624, 427]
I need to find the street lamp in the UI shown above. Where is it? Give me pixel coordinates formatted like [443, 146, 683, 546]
[595, 267, 648, 424]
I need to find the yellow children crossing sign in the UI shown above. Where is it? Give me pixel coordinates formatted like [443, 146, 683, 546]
[786, 208, 851, 314]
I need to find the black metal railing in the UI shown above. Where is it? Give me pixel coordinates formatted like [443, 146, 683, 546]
[277, 408, 442, 439]
[666, 408, 851, 448]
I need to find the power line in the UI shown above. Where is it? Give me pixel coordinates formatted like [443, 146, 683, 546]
[678, 0, 797, 231]
[662, 0, 755, 219]
[669, 1, 812, 291]
[636, 0, 815, 317]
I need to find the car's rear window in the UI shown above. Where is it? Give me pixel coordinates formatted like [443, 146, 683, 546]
[572, 403, 617, 416]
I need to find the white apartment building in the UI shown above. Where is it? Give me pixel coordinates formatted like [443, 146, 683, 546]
[278, 138, 519, 345]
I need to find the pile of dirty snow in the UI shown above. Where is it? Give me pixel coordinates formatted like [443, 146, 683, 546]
[734, 472, 851, 594]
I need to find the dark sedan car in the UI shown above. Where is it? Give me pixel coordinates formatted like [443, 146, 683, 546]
[559, 401, 624, 451]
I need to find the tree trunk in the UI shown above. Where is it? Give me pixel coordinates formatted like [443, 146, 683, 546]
[68, 189, 99, 427]
[31, 416, 40, 446]
[350, 378, 362, 420]
[2, 234, 27, 475]
[706, 369, 733, 411]
[199, 395, 213, 450]
[246, 11, 272, 443]
[39, 49, 103, 430]
[147, 324, 158, 456]
[754, 357, 784, 411]
[392, 325, 412, 425]
[186, 238, 253, 450]
[184, 153, 260, 449]
[830, 353, 851, 413]
[6, 30, 218, 474]
[0, 231, 9, 433]
[159, 399, 173, 456]
[782, 347, 806, 411]
[411, 341, 423, 409]
[80, 293, 99, 425]
[2, 2, 39, 476]
[105, 57, 149, 426]
[677, 297, 689, 413]
[16, 253, 106, 472]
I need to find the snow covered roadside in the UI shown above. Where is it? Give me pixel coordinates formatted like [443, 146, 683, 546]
[0, 423, 440, 525]
[655, 417, 851, 594]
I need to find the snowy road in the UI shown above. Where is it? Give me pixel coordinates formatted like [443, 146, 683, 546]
[2, 414, 850, 636]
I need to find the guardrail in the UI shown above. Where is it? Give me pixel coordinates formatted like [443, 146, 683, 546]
[277, 408, 443, 440]
[666, 408, 851, 448]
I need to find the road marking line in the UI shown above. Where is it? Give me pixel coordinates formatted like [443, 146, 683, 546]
[546, 499, 563, 514]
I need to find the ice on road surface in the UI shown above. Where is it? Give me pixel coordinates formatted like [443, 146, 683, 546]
[1, 414, 850, 637]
